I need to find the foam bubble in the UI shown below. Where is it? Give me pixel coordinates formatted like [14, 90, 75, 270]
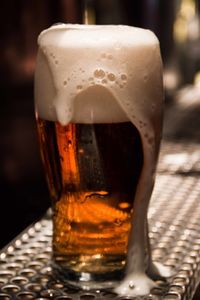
[107, 73, 116, 81]
[94, 69, 105, 79]
[121, 74, 127, 81]
[101, 79, 107, 84]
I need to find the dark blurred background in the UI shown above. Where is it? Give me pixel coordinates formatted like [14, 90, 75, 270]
[0, 0, 200, 248]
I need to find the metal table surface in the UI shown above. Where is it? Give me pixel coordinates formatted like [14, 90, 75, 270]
[1, 140, 200, 300]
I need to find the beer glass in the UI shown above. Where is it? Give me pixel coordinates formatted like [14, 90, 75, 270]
[35, 24, 164, 294]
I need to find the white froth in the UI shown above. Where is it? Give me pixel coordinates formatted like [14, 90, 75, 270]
[35, 24, 162, 128]
[38, 24, 158, 49]
[35, 24, 165, 297]
[115, 273, 156, 297]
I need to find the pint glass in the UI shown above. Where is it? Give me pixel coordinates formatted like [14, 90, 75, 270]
[35, 24, 163, 292]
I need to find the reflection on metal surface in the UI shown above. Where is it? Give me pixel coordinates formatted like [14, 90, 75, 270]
[0, 141, 200, 299]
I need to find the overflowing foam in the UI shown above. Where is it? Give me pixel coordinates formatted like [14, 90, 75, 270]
[35, 24, 168, 297]
[35, 24, 162, 129]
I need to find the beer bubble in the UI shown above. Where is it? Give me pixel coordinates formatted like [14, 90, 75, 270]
[77, 85, 83, 90]
[94, 69, 105, 79]
[89, 77, 93, 81]
[55, 60, 58, 65]
[108, 54, 113, 60]
[121, 74, 127, 81]
[101, 79, 107, 84]
[107, 73, 116, 81]
[114, 219, 123, 226]
[63, 81, 67, 86]
[119, 202, 130, 209]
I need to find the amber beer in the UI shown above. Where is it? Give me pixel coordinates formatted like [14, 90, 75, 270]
[37, 118, 143, 277]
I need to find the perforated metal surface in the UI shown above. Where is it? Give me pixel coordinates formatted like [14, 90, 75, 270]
[1, 141, 200, 300]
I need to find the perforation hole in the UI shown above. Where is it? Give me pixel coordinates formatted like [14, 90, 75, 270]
[16, 292, 36, 299]
[4, 263, 23, 272]
[25, 283, 42, 292]
[100, 291, 118, 298]
[0, 271, 15, 279]
[19, 269, 36, 278]
[63, 286, 80, 294]
[26, 261, 44, 271]
[80, 295, 96, 300]
[2, 284, 21, 293]
[11, 277, 29, 285]
[0, 294, 12, 300]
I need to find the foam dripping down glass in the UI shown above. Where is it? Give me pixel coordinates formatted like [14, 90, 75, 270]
[34, 24, 171, 296]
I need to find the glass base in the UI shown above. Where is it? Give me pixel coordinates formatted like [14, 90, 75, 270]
[52, 260, 125, 290]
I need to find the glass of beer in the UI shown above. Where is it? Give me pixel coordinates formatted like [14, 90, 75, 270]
[35, 24, 164, 294]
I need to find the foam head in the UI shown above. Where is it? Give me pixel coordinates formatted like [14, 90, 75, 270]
[35, 24, 163, 135]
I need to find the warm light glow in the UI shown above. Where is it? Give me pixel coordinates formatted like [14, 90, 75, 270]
[174, 0, 197, 43]
[163, 69, 180, 91]
[180, 0, 195, 18]
[83, 1, 96, 24]
[194, 71, 200, 85]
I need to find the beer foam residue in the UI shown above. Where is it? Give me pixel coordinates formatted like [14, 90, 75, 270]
[35, 24, 167, 297]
